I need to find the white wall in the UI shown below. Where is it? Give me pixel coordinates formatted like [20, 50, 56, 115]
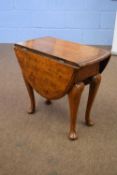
[112, 12, 117, 55]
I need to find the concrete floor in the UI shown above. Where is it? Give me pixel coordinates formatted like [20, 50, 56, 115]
[0, 44, 117, 175]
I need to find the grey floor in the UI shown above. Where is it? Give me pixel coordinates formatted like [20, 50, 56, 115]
[0, 44, 117, 175]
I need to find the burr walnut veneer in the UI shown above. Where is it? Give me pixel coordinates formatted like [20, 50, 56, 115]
[14, 37, 111, 140]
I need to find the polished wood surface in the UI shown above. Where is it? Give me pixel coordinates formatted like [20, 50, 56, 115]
[14, 37, 111, 140]
[85, 74, 101, 126]
[23, 76, 35, 114]
[14, 46, 76, 100]
[68, 83, 84, 140]
[15, 36, 110, 67]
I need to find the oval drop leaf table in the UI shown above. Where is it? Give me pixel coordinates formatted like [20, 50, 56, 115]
[14, 37, 111, 140]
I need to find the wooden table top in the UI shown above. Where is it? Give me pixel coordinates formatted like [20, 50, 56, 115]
[15, 37, 111, 67]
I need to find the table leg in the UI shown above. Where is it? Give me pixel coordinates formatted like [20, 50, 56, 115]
[68, 83, 84, 140]
[85, 74, 101, 126]
[23, 78, 35, 114]
[45, 99, 52, 105]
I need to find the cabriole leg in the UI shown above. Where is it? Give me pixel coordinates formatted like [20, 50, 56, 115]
[85, 74, 101, 126]
[68, 83, 84, 140]
[23, 77, 35, 114]
[45, 99, 52, 105]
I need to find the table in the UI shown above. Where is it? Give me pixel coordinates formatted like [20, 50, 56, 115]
[14, 37, 111, 140]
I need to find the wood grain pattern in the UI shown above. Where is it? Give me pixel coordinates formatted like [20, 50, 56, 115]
[14, 37, 111, 140]
[15, 37, 111, 67]
[76, 63, 99, 82]
[14, 46, 78, 100]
